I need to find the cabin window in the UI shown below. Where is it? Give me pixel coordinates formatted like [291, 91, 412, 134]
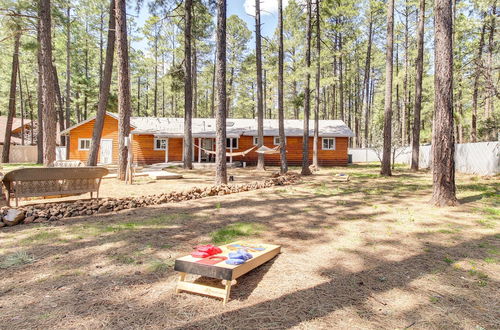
[273, 136, 286, 145]
[78, 138, 91, 151]
[322, 138, 336, 150]
[154, 138, 168, 150]
[226, 138, 238, 149]
[253, 137, 259, 145]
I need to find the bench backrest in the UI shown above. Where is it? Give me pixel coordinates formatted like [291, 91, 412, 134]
[2, 167, 109, 197]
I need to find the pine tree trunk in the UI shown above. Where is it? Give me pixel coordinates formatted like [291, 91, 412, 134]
[88, 0, 115, 166]
[338, 33, 344, 122]
[183, 0, 193, 169]
[37, 21, 43, 164]
[255, 0, 265, 170]
[471, 17, 486, 142]
[19, 65, 25, 145]
[381, 0, 395, 176]
[40, 0, 57, 166]
[215, 0, 227, 185]
[136, 76, 141, 115]
[313, 0, 320, 169]
[210, 50, 216, 117]
[484, 1, 496, 119]
[192, 37, 198, 118]
[52, 64, 65, 146]
[431, 0, 458, 206]
[411, 0, 425, 171]
[154, 24, 158, 117]
[2, 32, 20, 163]
[301, 0, 313, 175]
[278, 0, 287, 174]
[362, 13, 373, 147]
[115, 0, 131, 180]
[65, 5, 71, 156]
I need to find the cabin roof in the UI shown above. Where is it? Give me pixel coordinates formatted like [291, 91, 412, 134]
[61, 112, 355, 138]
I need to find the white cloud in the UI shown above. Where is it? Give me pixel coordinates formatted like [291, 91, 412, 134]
[243, 0, 289, 16]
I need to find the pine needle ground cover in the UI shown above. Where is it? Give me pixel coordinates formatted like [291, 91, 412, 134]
[0, 165, 498, 329]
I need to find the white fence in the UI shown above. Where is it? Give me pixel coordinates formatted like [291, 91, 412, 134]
[349, 141, 500, 176]
[0, 145, 38, 163]
[56, 146, 67, 161]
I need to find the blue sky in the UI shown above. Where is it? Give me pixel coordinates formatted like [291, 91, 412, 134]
[134, 0, 285, 50]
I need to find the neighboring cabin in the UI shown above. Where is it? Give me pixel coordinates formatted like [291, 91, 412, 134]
[61, 112, 355, 166]
[0, 116, 34, 145]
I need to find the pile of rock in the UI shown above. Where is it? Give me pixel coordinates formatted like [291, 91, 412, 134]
[0, 172, 300, 228]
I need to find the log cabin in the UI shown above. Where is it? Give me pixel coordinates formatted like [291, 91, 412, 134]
[60, 112, 355, 166]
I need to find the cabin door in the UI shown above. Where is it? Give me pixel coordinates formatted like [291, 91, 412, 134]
[100, 139, 113, 164]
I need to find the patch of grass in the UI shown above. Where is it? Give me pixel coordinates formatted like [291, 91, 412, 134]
[148, 259, 173, 273]
[443, 256, 455, 265]
[113, 254, 137, 264]
[482, 207, 499, 217]
[104, 222, 138, 232]
[0, 251, 35, 269]
[215, 202, 222, 210]
[429, 296, 440, 303]
[476, 219, 496, 229]
[468, 269, 488, 280]
[483, 257, 496, 264]
[21, 231, 59, 244]
[211, 222, 265, 244]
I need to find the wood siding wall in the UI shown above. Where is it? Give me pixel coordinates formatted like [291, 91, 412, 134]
[68, 115, 121, 163]
[68, 115, 349, 166]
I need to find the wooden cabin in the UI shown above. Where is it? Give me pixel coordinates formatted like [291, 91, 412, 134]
[60, 112, 355, 166]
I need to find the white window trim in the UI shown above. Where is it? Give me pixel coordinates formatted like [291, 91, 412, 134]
[78, 138, 91, 151]
[273, 136, 286, 145]
[253, 136, 259, 146]
[226, 137, 239, 149]
[154, 138, 168, 151]
[322, 137, 336, 150]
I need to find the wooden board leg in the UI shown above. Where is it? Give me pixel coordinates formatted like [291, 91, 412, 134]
[176, 272, 187, 294]
[223, 281, 232, 305]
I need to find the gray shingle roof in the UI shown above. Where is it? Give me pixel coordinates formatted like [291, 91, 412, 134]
[131, 117, 355, 138]
[61, 112, 355, 138]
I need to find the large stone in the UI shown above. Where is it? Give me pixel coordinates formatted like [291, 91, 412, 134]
[24, 216, 36, 224]
[3, 209, 25, 226]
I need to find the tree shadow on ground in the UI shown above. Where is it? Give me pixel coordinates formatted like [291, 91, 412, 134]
[171, 234, 498, 329]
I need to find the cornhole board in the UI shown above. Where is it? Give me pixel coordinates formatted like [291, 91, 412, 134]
[174, 241, 281, 304]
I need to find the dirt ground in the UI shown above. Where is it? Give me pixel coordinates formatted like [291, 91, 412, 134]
[0, 164, 498, 329]
[14, 167, 275, 206]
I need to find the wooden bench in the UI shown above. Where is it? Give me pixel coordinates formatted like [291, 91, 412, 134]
[2, 167, 109, 207]
[174, 241, 281, 304]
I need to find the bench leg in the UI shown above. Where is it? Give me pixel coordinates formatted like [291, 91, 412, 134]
[15, 197, 18, 207]
[90, 192, 93, 199]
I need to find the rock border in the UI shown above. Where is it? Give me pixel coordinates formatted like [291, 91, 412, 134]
[0, 173, 301, 228]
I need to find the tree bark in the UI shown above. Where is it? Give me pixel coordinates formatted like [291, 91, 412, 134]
[471, 17, 486, 142]
[2, 32, 20, 163]
[52, 64, 65, 146]
[115, 0, 131, 180]
[381, 0, 394, 176]
[255, 0, 265, 170]
[154, 22, 158, 117]
[65, 5, 71, 156]
[431, 0, 458, 206]
[301, 0, 313, 175]
[40, 0, 57, 166]
[215, 0, 227, 185]
[36, 21, 43, 164]
[362, 12, 373, 147]
[278, 0, 287, 174]
[411, 0, 425, 171]
[88, 0, 115, 166]
[313, 0, 320, 169]
[183, 0, 193, 169]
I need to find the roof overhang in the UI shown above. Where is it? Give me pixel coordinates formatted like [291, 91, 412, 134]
[60, 112, 137, 135]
